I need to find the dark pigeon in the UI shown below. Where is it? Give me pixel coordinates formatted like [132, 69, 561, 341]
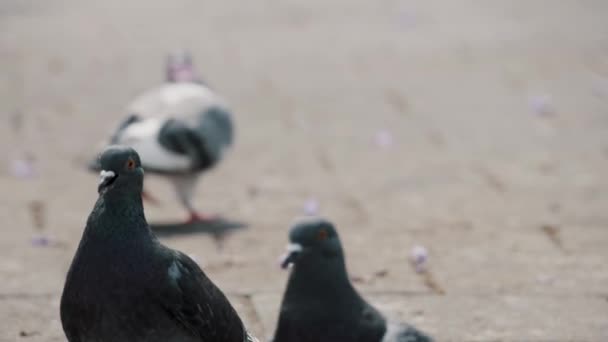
[272, 217, 433, 342]
[61, 146, 257, 342]
[91, 51, 233, 223]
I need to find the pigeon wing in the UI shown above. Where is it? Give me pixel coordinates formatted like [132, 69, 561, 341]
[156, 251, 247, 342]
[156, 118, 213, 171]
[382, 321, 434, 342]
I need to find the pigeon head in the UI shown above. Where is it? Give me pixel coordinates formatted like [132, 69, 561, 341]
[97, 145, 143, 195]
[166, 50, 198, 83]
[280, 217, 343, 269]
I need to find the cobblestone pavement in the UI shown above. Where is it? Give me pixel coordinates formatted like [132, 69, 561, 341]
[1, 1, 607, 341]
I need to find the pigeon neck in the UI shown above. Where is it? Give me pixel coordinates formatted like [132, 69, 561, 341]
[86, 190, 150, 241]
[286, 253, 358, 303]
[103, 190, 144, 211]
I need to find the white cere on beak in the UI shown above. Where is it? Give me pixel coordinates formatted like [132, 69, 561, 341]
[286, 243, 303, 253]
[279, 242, 304, 269]
[99, 170, 116, 184]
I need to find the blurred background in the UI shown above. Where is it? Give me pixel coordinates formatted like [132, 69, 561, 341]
[1, 0, 608, 341]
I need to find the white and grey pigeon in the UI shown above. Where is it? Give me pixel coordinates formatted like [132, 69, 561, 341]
[272, 217, 433, 342]
[93, 51, 233, 223]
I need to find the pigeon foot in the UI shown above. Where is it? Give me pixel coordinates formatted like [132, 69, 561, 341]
[186, 212, 218, 224]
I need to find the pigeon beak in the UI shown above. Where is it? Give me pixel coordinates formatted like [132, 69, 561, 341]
[279, 243, 303, 269]
[98, 170, 117, 193]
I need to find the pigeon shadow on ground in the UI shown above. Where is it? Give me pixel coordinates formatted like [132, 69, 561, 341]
[149, 218, 247, 239]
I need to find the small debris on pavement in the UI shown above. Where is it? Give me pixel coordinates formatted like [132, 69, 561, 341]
[29, 200, 46, 230]
[30, 235, 67, 248]
[374, 269, 389, 278]
[422, 271, 445, 295]
[529, 94, 555, 117]
[19, 330, 40, 337]
[303, 198, 319, 216]
[10, 157, 36, 179]
[31, 235, 50, 247]
[541, 224, 566, 252]
[410, 245, 428, 273]
[374, 130, 394, 148]
[350, 275, 366, 284]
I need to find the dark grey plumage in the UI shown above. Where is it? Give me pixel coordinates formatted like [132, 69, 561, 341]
[61, 146, 256, 342]
[272, 218, 433, 342]
[155, 105, 233, 173]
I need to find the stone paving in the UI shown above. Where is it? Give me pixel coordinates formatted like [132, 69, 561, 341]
[1, 0, 607, 341]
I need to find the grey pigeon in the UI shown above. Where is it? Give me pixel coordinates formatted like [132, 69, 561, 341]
[93, 51, 233, 223]
[272, 217, 433, 342]
[61, 146, 257, 342]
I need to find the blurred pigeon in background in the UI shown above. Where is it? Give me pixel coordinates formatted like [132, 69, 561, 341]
[62, 146, 257, 342]
[91, 51, 233, 223]
[272, 217, 433, 342]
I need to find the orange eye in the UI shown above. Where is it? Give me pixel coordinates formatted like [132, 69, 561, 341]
[126, 158, 135, 170]
[317, 229, 328, 241]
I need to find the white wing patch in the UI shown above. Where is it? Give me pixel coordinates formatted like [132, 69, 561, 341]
[116, 118, 191, 172]
[168, 261, 181, 283]
[245, 332, 259, 342]
[382, 321, 420, 342]
[382, 321, 402, 342]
